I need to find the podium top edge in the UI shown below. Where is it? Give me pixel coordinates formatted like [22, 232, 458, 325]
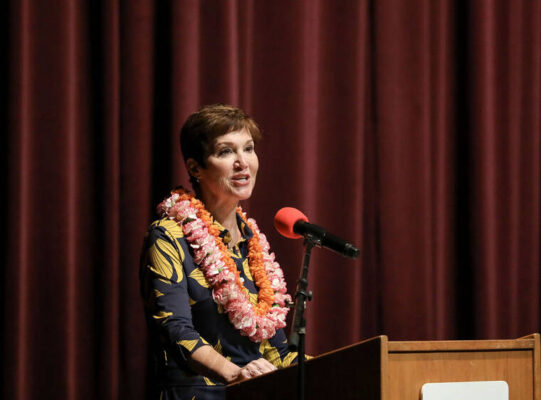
[388, 334, 539, 352]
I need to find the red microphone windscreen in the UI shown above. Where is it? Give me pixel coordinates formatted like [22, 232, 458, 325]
[274, 207, 309, 239]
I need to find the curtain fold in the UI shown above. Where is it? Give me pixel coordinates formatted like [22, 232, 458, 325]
[91, 1, 121, 399]
[3, 0, 540, 398]
[468, 0, 541, 339]
[373, 0, 456, 340]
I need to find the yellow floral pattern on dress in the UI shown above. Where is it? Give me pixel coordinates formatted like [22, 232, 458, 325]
[282, 351, 299, 367]
[214, 339, 223, 354]
[153, 310, 173, 322]
[188, 267, 210, 288]
[248, 292, 259, 306]
[148, 237, 184, 283]
[156, 219, 185, 241]
[259, 340, 283, 368]
[241, 258, 254, 281]
[178, 339, 199, 352]
[203, 377, 215, 386]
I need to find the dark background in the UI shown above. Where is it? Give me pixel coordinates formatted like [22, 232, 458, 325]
[3, 1, 540, 399]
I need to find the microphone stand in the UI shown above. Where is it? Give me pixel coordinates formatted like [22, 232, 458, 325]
[288, 234, 318, 400]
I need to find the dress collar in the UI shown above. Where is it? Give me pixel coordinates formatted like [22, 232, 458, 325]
[213, 212, 254, 246]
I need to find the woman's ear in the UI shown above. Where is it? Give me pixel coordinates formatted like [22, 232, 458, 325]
[186, 158, 202, 179]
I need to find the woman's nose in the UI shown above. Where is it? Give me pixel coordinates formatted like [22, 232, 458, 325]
[234, 153, 248, 169]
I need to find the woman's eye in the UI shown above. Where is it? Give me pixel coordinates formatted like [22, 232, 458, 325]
[217, 148, 232, 156]
[244, 145, 254, 152]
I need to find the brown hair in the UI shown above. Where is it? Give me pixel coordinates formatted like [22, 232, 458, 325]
[180, 104, 262, 169]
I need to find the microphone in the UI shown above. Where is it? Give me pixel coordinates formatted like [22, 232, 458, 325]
[274, 207, 360, 259]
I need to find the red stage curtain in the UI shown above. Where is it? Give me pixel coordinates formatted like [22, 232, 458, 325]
[3, 0, 540, 399]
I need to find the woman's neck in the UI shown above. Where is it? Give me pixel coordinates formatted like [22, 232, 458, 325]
[199, 192, 240, 240]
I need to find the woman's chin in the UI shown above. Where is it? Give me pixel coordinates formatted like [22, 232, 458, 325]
[230, 186, 254, 201]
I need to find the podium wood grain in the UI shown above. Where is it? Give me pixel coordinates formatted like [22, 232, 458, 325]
[226, 333, 540, 400]
[386, 335, 540, 399]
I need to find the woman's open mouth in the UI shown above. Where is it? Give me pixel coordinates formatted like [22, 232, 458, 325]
[231, 174, 250, 186]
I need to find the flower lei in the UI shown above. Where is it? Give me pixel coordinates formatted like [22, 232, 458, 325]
[157, 188, 292, 342]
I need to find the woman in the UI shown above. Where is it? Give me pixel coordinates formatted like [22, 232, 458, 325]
[140, 104, 297, 399]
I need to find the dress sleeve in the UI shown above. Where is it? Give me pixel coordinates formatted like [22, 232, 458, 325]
[141, 223, 209, 362]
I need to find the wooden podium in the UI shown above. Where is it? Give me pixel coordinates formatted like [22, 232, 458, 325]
[226, 333, 540, 399]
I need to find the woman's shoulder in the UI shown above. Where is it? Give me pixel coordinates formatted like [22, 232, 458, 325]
[148, 217, 185, 240]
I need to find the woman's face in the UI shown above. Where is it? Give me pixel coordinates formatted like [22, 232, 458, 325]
[194, 129, 259, 204]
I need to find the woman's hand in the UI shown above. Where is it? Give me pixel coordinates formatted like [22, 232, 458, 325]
[235, 358, 277, 381]
[189, 346, 277, 384]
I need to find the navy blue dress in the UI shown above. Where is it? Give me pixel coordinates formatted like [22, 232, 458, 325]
[140, 213, 297, 400]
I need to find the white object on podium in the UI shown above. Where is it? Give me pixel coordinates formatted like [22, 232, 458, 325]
[421, 381, 509, 400]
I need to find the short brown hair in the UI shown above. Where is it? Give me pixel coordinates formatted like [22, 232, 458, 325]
[180, 104, 262, 168]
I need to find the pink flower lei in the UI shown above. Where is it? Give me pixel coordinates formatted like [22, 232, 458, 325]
[157, 190, 292, 342]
